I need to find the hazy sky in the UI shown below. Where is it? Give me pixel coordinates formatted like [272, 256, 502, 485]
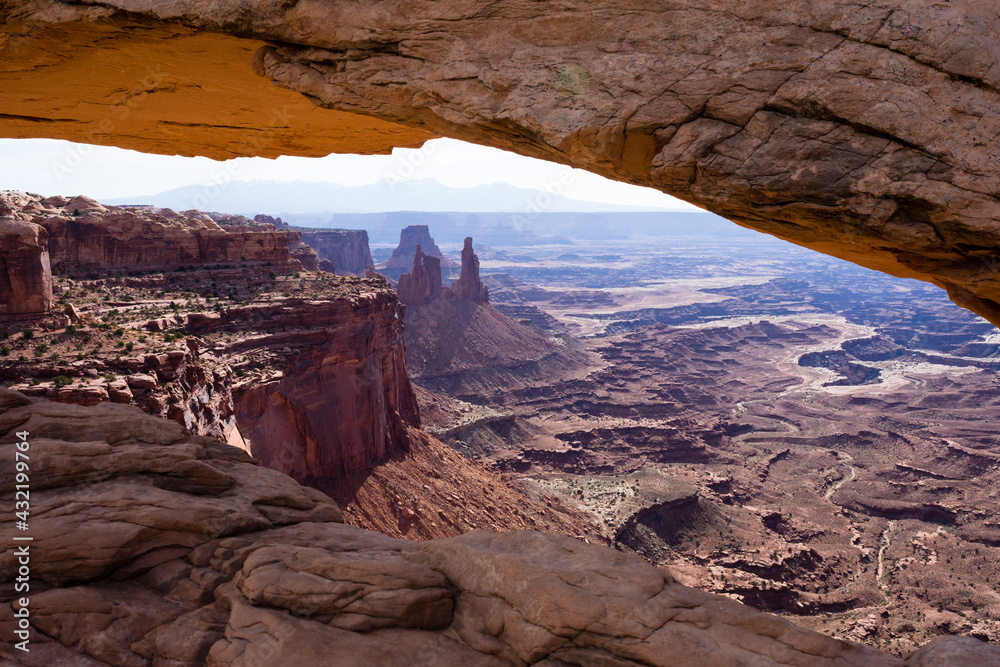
[0, 137, 700, 211]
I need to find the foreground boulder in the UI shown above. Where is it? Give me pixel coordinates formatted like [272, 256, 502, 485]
[2, 389, 998, 665]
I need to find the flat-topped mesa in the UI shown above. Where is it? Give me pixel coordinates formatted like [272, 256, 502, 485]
[397, 245, 443, 307]
[381, 225, 457, 272]
[450, 237, 489, 304]
[300, 229, 375, 275]
[0, 212, 52, 320]
[2, 192, 300, 274]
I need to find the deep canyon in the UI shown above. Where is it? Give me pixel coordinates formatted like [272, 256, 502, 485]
[4, 1, 1000, 663]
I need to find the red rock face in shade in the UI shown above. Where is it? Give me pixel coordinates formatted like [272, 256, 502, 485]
[449, 237, 489, 305]
[2, 192, 298, 273]
[397, 245, 443, 307]
[229, 292, 421, 478]
[300, 229, 375, 275]
[285, 231, 320, 271]
[0, 213, 52, 320]
[397, 237, 487, 308]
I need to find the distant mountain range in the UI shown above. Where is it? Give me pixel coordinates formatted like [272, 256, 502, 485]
[104, 178, 768, 246]
[105, 179, 676, 216]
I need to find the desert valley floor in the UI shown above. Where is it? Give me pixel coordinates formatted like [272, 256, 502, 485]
[3, 199, 1000, 660]
[408, 226, 1000, 656]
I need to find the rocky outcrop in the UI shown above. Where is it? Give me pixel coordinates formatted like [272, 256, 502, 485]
[226, 293, 420, 477]
[396, 245, 443, 307]
[397, 236, 559, 389]
[381, 225, 456, 272]
[5, 388, 996, 666]
[397, 236, 487, 308]
[253, 213, 288, 229]
[300, 229, 374, 275]
[285, 231, 321, 271]
[2, 192, 298, 273]
[5, 2, 1000, 325]
[450, 237, 489, 304]
[0, 211, 52, 320]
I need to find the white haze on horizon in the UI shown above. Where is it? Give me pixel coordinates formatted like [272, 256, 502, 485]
[0, 137, 701, 212]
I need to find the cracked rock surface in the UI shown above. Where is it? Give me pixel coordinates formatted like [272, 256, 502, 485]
[3, 0, 1000, 325]
[3, 388, 999, 665]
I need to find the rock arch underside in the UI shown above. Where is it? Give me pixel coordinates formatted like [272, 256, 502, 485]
[5, 1, 1000, 665]
[3, 0, 1000, 326]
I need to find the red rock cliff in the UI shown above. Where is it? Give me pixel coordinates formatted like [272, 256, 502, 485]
[0, 208, 52, 320]
[300, 229, 374, 275]
[397, 245, 443, 307]
[224, 292, 420, 478]
[449, 237, 489, 304]
[7, 193, 296, 272]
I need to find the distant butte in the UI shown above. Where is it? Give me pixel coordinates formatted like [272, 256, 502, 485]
[381, 225, 458, 273]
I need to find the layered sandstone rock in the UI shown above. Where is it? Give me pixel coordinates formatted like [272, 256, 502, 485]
[225, 293, 420, 477]
[4, 1, 1000, 325]
[450, 237, 489, 304]
[397, 245, 443, 307]
[253, 214, 288, 229]
[0, 211, 51, 320]
[1, 193, 299, 273]
[5, 388, 996, 666]
[300, 229, 375, 275]
[285, 231, 321, 271]
[381, 225, 457, 272]
[397, 236, 560, 388]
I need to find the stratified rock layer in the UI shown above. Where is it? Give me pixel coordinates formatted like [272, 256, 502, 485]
[450, 237, 489, 304]
[397, 245, 443, 307]
[1, 192, 300, 274]
[4, 1, 1000, 325]
[5, 389, 996, 666]
[0, 213, 51, 320]
[227, 293, 420, 477]
[300, 229, 375, 275]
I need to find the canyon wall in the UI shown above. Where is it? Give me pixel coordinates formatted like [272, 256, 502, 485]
[6, 388, 999, 666]
[43, 216, 291, 273]
[300, 229, 374, 275]
[4, 2, 1000, 325]
[0, 215, 51, 320]
[225, 294, 420, 478]
[0, 193, 341, 322]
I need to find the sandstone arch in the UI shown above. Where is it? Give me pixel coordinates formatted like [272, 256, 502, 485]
[2, 0, 999, 325]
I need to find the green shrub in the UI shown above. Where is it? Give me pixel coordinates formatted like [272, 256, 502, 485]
[52, 375, 72, 388]
[0, 346, 10, 356]
[22, 328, 34, 340]
[113, 328, 125, 337]
[65, 324, 77, 334]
